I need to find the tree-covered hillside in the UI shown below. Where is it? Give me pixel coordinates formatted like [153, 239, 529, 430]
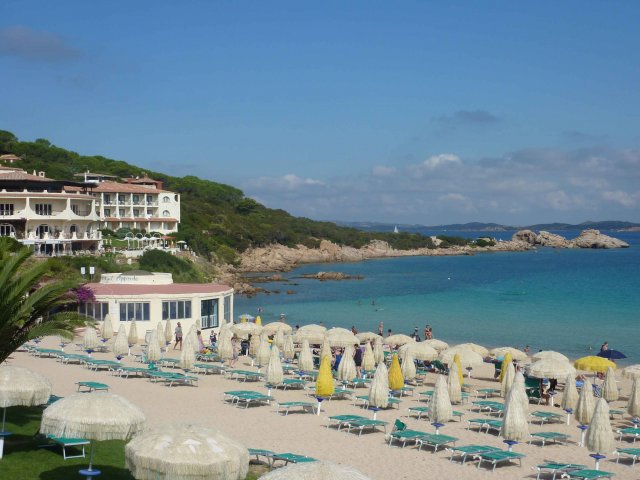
[0, 131, 434, 263]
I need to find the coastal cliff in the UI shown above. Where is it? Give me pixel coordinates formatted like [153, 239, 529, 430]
[512, 229, 629, 249]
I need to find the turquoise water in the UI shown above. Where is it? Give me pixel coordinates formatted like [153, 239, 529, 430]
[235, 231, 640, 364]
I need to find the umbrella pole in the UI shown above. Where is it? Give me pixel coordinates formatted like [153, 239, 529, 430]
[79, 441, 101, 478]
[1, 407, 5, 432]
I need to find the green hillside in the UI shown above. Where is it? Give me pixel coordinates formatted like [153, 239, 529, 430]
[0, 131, 435, 263]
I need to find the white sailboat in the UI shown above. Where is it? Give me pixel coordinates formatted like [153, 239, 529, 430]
[393, 225, 399, 234]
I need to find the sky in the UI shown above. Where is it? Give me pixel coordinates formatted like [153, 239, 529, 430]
[1, 1, 639, 225]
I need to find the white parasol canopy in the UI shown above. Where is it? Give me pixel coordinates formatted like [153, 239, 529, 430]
[561, 373, 579, 411]
[383, 334, 415, 347]
[439, 347, 483, 368]
[455, 343, 488, 356]
[368, 362, 389, 409]
[532, 350, 569, 363]
[157, 322, 166, 349]
[232, 323, 262, 339]
[325, 328, 358, 347]
[500, 379, 529, 442]
[490, 347, 528, 361]
[373, 338, 384, 365]
[337, 345, 357, 382]
[585, 398, 616, 456]
[356, 332, 381, 343]
[424, 339, 449, 351]
[428, 374, 452, 423]
[146, 330, 161, 363]
[83, 326, 99, 350]
[113, 325, 129, 358]
[501, 362, 515, 398]
[259, 461, 372, 480]
[125, 424, 249, 480]
[248, 332, 260, 357]
[274, 329, 285, 349]
[218, 329, 234, 361]
[628, 377, 640, 418]
[0, 366, 51, 430]
[529, 359, 576, 380]
[447, 362, 462, 404]
[298, 339, 315, 371]
[164, 320, 173, 344]
[512, 371, 529, 414]
[265, 345, 284, 385]
[399, 341, 438, 361]
[362, 342, 375, 372]
[602, 367, 618, 402]
[293, 324, 326, 344]
[401, 348, 416, 381]
[255, 333, 271, 366]
[101, 314, 113, 341]
[180, 337, 196, 370]
[262, 322, 292, 334]
[575, 379, 596, 425]
[622, 364, 640, 380]
[282, 334, 295, 360]
[128, 320, 139, 345]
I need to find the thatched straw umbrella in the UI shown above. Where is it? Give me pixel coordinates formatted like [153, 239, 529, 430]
[325, 328, 358, 348]
[491, 347, 528, 361]
[262, 322, 292, 335]
[602, 367, 618, 402]
[439, 347, 483, 369]
[125, 424, 248, 480]
[424, 339, 449, 352]
[368, 362, 389, 414]
[373, 337, 384, 365]
[83, 326, 99, 352]
[187, 325, 198, 353]
[388, 353, 404, 392]
[315, 356, 334, 414]
[627, 377, 640, 419]
[101, 314, 113, 342]
[453, 354, 464, 384]
[248, 333, 261, 360]
[164, 319, 173, 345]
[455, 342, 488, 356]
[511, 371, 529, 415]
[500, 381, 529, 448]
[113, 325, 129, 360]
[298, 339, 315, 372]
[232, 322, 262, 339]
[259, 461, 372, 480]
[337, 345, 356, 382]
[622, 364, 640, 380]
[255, 333, 271, 368]
[428, 374, 452, 432]
[529, 359, 576, 380]
[576, 379, 596, 446]
[146, 331, 162, 364]
[561, 373, 579, 423]
[447, 362, 462, 404]
[294, 324, 326, 344]
[383, 334, 415, 347]
[320, 340, 332, 361]
[156, 322, 166, 350]
[499, 353, 513, 383]
[218, 330, 234, 362]
[0, 365, 51, 456]
[356, 332, 380, 343]
[265, 345, 284, 387]
[180, 337, 196, 371]
[282, 334, 295, 361]
[41, 392, 145, 475]
[532, 350, 569, 363]
[362, 342, 375, 372]
[500, 362, 515, 398]
[401, 348, 416, 382]
[274, 329, 285, 349]
[585, 398, 616, 469]
[399, 341, 438, 362]
[128, 320, 139, 347]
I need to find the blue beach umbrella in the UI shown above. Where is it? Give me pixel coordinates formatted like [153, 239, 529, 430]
[598, 350, 627, 360]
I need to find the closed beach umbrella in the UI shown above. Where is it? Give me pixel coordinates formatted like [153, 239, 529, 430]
[373, 338, 384, 365]
[298, 340, 315, 371]
[499, 353, 513, 383]
[562, 373, 579, 411]
[274, 329, 285, 349]
[263, 322, 292, 334]
[447, 362, 462, 404]
[627, 377, 640, 418]
[532, 351, 569, 363]
[248, 333, 260, 357]
[41, 392, 145, 474]
[455, 343, 489, 356]
[362, 342, 375, 372]
[180, 337, 196, 370]
[529, 359, 576, 379]
[256, 333, 271, 367]
[0, 366, 51, 435]
[401, 348, 416, 382]
[429, 374, 452, 424]
[265, 345, 284, 385]
[315, 356, 335, 399]
[491, 347, 528, 361]
[101, 314, 113, 341]
[146, 331, 161, 363]
[512, 371, 529, 414]
[125, 424, 248, 480]
[574, 356, 615, 373]
[368, 362, 389, 409]
[399, 341, 438, 361]
[218, 330, 234, 362]
[113, 325, 129, 359]
[83, 326, 99, 350]
[356, 332, 380, 343]
[424, 339, 449, 351]
[602, 367, 618, 402]
[585, 398, 616, 469]
[325, 328, 358, 347]
[501, 361, 515, 398]
[622, 365, 640, 380]
[255, 316, 261, 326]
[337, 345, 357, 382]
[164, 320, 173, 344]
[439, 347, 483, 368]
[383, 334, 414, 347]
[575, 379, 596, 425]
[187, 326, 198, 353]
[282, 334, 295, 360]
[388, 353, 404, 391]
[320, 341, 332, 361]
[500, 382, 529, 444]
[259, 461, 372, 480]
[453, 354, 463, 385]
[157, 322, 166, 349]
[128, 320, 139, 346]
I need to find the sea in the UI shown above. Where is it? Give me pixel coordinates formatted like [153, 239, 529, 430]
[235, 231, 640, 365]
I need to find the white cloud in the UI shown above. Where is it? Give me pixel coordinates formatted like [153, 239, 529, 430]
[246, 173, 325, 193]
[372, 165, 397, 177]
[602, 190, 638, 207]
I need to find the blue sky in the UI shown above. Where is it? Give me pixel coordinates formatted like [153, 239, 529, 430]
[1, 1, 639, 225]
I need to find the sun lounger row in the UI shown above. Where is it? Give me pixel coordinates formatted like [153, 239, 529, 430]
[224, 390, 273, 408]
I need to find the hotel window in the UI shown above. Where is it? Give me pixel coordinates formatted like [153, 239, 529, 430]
[162, 300, 192, 320]
[118, 195, 126, 204]
[132, 195, 140, 205]
[119, 208, 126, 217]
[119, 302, 150, 321]
[71, 204, 79, 214]
[201, 299, 218, 328]
[0, 224, 15, 237]
[104, 208, 111, 217]
[133, 209, 140, 217]
[147, 209, 153, 215]
[79, 302, 109, 321]
[146, 195, 153, 205]
[104, 194, 112, 205]
[224, 296, 231, 323]
[162, 210, 170, 217]
[34, 204, 52, 215]
[0, 204, 14, 216]
[163, 196, 170, 203]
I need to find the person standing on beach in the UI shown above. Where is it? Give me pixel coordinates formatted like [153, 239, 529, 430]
[173, 322, 183, 350]
[424, 325, 433, 340]
[600, 341, 609, 353]
[378, 322, 383, 336]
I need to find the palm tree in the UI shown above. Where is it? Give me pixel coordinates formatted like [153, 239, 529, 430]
[0, 238, 90, 364]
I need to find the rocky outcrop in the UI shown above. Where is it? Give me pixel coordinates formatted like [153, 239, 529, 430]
[512, 229, 628, 249]
[571, 229, 629, 249]
[299, 271, 364, 281]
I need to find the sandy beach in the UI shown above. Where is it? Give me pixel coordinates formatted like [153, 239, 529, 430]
[7, 337, 637, 480]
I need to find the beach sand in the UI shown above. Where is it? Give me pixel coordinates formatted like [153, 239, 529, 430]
[7, 337, 636, 480]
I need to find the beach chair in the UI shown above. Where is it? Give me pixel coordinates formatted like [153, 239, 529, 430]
[271, 453, 316, 466]
[416, 433, 458, 452]
[565, 469, 615, 479]
[407, 406, 464, 422]
[164, 373, 198, 387]
[447, 445, 501, 465]
[344, 418, 388, 436]
[76, 381, 109, 392]
[618, 427, 640, 443]
[531, 411, 564, 425]
[115, 366, 150, 379]
[467, 418, 496, 432]
[248, 448, 275, 467]
[327, 414, 367, 431]
[431, 360, 448, 374]
[475, 388, 500, 398]
[476, 450, 525, 471]
[529, 431, 571, 446]
[192, 363, 225, 375]
[329, 387, 354, 400]
[42, 435, 90, 459]
[532, 462, 586, 480]
[615, 447, 640, 466]
[388, 419, 428, 448]
[226, 391, 272, 408]
[280, 378, 307, 390]
[276, 401, 316, 415]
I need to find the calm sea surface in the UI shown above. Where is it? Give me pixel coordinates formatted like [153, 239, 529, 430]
[235, 231, 640, 364]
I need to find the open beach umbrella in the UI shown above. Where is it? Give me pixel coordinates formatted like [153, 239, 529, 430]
[574, 356, 615, 373]
[255, 333, 271, 367]
[585, 398, 616, 469]
[232, 322, 262, 339]
[561, 373, 579, 413]
[356, 331, 380, 343]
[500, 361, 515, 398]
[499, 353, 513, 383]
[164, 320, 173, 345]
[282, 334, 295, 360]
[368, 362, 389, 411]
[447, 362, 462, 404]
[388, 353, 404, 391]
[125, 424, 248, 480]
[383, 334, 415, 347]
[315, 355, 335, 412]
[274, 329, 285, 349]
[424, 339, 449, 351]
[622, 365, 640, 380]
[439, 347, 483, 368]
[325, 328, 358, 347]
[500, 381, 529, 446]
[512, 371, 529, 414]
[602, 367, 618, 402]
[294, 324, 326, 344]
[146, 331, 161, 363]
[455, 343, 489, 356]
[398, 341, 438, 361]
[627, 377, 640, 418]
[598, 349, 627, 361]
[266, 345, 284, 385]
[157, 322, 166, 349]
[101, 314, 113, 341]
[491, 347, 528, 362]
[373, 337, 384, 365]
[575, 379, 596, 426]
[0, 366, 51, 456]
[128, 320, 139, 346]
[529, 359, 576, 380]
[428, 374, 452, 428]
[259, 461, 372, 480]
[320, 340, 332, 361]
[362, 342, 375, 372]
[263, 322, 292, 334]
[337, 345, 357, 382]
[298, 339, 315, 371]
[180, 337, 196, 370]
[83, 326, 99, 351]
[400, 348, 416, 382]
[113, 325, 129, 360]
[41, 392, 145, 475]
[532, 350, 569, 363]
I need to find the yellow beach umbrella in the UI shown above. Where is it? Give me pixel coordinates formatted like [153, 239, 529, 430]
[499, 353, 513, 383]
[315, 355, 335, 414]
[574, 356, 616, 373]
[453, 354, 463, 385]
[388, 353, 404, 391]
[447, 362, 462, 404]
[255, 316, 262, 326]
